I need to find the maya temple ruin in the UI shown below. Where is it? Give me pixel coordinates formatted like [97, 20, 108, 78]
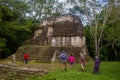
[15, 14, 88, 63]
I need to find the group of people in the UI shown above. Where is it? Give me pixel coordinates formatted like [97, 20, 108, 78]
[23, 50, 100, 74]
[59, 50, 100, 74]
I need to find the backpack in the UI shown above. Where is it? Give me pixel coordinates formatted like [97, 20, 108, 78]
[61, 55, 66, 60]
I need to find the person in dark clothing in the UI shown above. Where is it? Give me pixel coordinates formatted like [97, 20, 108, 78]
[59, 51, 68, 71]
[93, 56, 100, 74]
[24, 53, 29, 64]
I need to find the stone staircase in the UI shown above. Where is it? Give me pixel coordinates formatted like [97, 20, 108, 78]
[28, 55, 52, 63]
[16, 46, 56, 63]
[15, 46, 86, 63]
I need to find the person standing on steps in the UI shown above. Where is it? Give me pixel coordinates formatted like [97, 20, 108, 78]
[59, 50, 68, 71]
[24, 53, 29, 64]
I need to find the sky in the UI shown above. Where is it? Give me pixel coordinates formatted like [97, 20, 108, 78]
[58, 0, 65, 2]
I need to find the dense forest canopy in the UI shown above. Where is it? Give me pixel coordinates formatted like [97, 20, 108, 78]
[0, 0, 120, 61]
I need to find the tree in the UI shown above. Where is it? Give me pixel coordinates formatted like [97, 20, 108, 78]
[0, 0, 32, 58]
[66, 0, 120, 58]
[102, 2, 120, 61]
[85, 0, 120, 58]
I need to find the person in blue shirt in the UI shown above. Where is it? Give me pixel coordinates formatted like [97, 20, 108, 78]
[59, 50, 68, 71]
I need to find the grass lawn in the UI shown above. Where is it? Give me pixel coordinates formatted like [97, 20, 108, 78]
[26, 61, 120, 80]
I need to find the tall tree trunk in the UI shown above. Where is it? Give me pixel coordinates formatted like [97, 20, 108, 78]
[112, 42, 117, 61]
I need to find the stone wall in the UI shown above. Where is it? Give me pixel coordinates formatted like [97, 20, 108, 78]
[51, 36, 86, 47]
[42, 14, 80, 26]
[42, 15, 73, 26]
